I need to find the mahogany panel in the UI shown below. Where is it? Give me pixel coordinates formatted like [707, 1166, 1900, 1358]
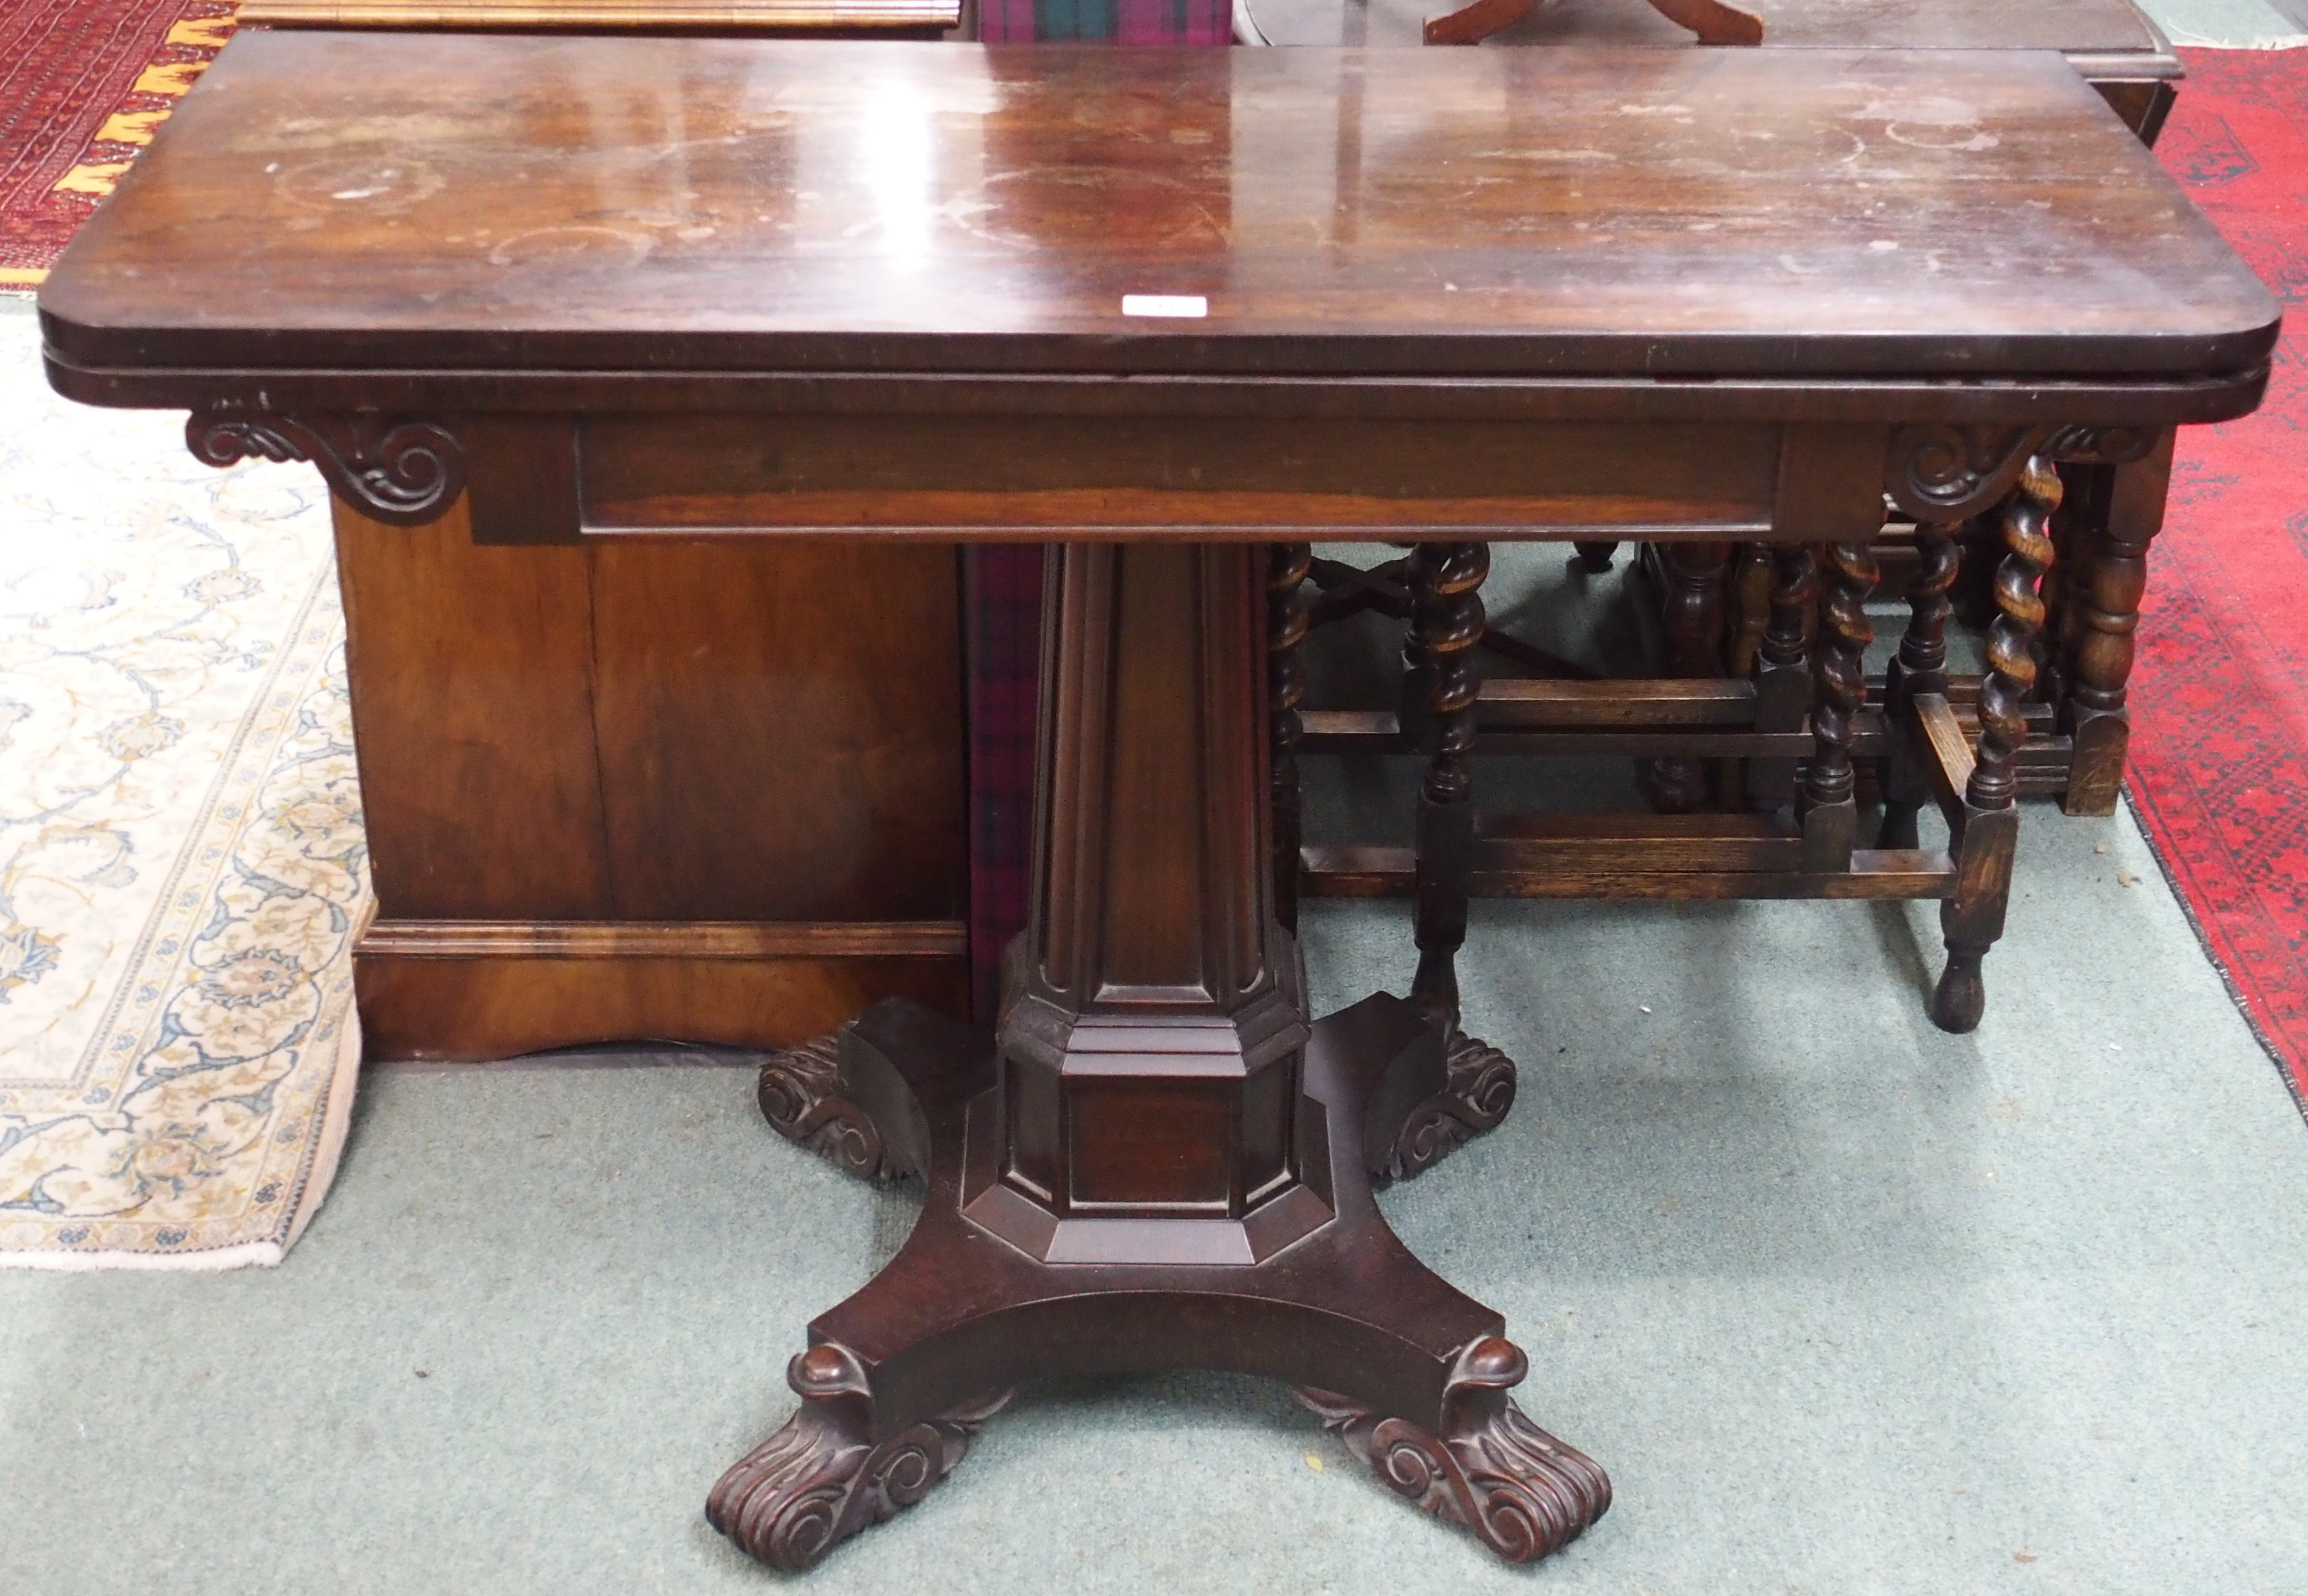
[581, 414, 1777, 536]
[355, 951, 969, 1061]
[587, 538, 967, 921]
[333, 496, 614, 920]
[336, 507, 971, 1055]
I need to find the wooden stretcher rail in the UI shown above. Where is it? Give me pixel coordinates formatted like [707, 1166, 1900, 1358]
[1298, 843, 1958, 899]
[1298, 704, 1894, 759]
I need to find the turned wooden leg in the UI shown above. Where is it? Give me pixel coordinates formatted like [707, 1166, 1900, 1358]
[1877, 520, 1960, 850]
[1571, 540, 1618, 574]
[2060, 435, 2174, 816]
[1802, 538, 1878, 871]
[1934, 457, 2057, 1033]
[1407, 541, 1488, 1026]
[1645, 538, 1733, 813]
[1400, 543, 1522, 1155]
[1269, 541, 1314, 934]
[1745, 542, 1817, 809]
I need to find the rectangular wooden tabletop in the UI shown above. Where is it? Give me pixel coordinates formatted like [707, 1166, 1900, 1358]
[39, 33, 2276, 381]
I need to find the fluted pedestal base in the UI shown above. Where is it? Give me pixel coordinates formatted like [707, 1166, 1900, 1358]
[719, 993, 1602, 1570]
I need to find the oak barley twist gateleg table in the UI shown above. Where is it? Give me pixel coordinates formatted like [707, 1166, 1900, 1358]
[41, 32, 2273, 1571]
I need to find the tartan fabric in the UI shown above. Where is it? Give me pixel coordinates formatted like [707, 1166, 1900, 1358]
[964, 546, 1047, 1021]
[978, 0, 1230, 44]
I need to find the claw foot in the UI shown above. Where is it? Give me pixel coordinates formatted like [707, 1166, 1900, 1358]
[1299, 1337, 1610, 1563]
[757, 1033, 890, 1179]
[1377, 1031, 1517, 1183]
[708, 1344, 1010, 1570]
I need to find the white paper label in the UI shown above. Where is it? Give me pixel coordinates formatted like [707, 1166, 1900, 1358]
[1121, 295, 1208, 318]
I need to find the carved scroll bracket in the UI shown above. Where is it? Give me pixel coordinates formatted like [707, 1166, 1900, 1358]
[1885, 423, 2158, 523]
[188, 407, 466, 527]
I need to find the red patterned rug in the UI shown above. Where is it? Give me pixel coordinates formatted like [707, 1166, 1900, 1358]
[2136, 49, 2308, 1114]
[0, 0, 235, 286]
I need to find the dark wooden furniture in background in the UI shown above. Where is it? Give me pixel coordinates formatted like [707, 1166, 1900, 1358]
[1256, 0, 2182, 821]
[1420, 0, 1762, 49]
[1251, 0, 2182, 136]
[43, 33, 2274, 1571]
[1258, 0, 2190, 1006]
[242, 0, 973, 1062]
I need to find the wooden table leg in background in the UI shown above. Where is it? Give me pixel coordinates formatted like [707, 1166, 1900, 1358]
[717, 542, 1608, 1569]
[2059, 434, 2176, 816]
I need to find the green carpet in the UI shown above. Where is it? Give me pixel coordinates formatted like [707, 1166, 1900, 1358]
[3, 791, 2304, 1594]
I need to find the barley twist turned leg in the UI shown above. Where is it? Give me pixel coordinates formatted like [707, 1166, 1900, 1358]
[1801, 538, 1878, 871]
[1876, 520, 1961, 851]
[1407, 541, 1488, 1024]
[1932, 455, 2059, 1033]
[1268, 541, 1314, 934]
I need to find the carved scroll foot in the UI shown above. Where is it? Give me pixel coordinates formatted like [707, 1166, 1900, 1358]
[1299, 1337, 1610, 1563]
[1931, 945, 1988, 1035]
[1376, 1031, 1517, 1184]
[757, 1033, 892, 1181]
[708, 1344, 1010, 1571]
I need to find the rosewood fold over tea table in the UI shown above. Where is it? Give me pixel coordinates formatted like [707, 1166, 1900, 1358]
[41, 33, 2275, 1570]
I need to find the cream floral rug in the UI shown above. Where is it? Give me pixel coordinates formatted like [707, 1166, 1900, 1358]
[0, 308, 369, 1268]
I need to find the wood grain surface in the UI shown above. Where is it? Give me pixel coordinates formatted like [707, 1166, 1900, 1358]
[40, 35, 2275, 380]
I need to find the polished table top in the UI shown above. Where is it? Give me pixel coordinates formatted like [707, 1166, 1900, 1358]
[42, 33, 2275, 386]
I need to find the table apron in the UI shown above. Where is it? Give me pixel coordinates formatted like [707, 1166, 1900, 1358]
[575, 412, 1802, 543]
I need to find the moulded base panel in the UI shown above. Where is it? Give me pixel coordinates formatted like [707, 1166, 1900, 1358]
[353, 950, 970, 1062]
[712, 993, 1607, 1570]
